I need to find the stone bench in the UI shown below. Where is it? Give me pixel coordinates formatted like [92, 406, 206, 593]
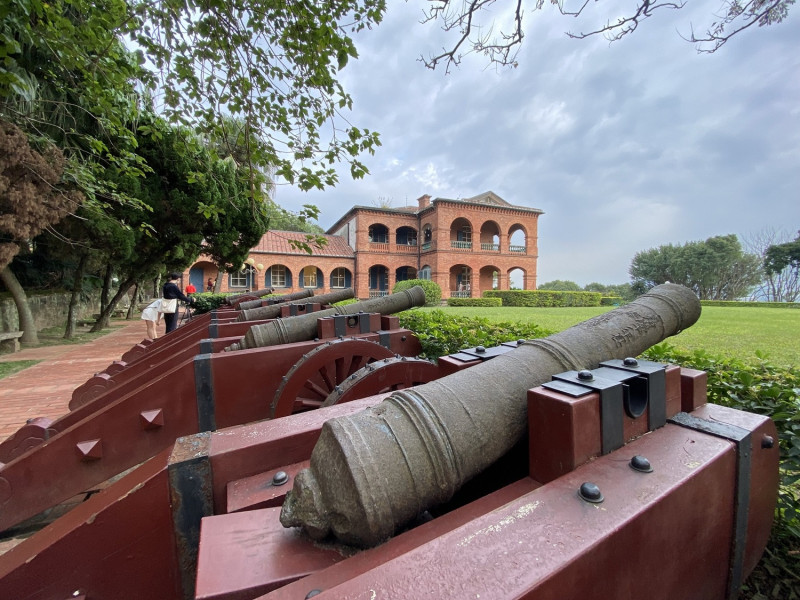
[0, 331, 24, 353]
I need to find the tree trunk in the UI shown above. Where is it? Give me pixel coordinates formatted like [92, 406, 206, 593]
[126, 283, 139, 320]
[100, 263, 113, 313]
[64, 252, 88, 339]
[90, 277, 136, 333]
[214, 268, 223, 293]
[0, 266, 39, 345]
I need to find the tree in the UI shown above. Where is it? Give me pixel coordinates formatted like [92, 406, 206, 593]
[629, 234, 761, 300]
[538, 279, 582, 291]
[743, 227, 800, 302]
[0, 121, 82, 271]
[420, 0, 795, 71]
[763, 231, 800, 301]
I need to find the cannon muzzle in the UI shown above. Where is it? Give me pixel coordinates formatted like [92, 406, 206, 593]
[236, 290, 314, 312]
[237, 288, 355, 321]
[280, 283, 701, 546]
[225, 287, 275, 305]
[227, 286, 426, 351]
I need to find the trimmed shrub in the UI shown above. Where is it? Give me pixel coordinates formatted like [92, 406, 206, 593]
[484, 290, 602, 307]
[397, 309, 551, 360]
[446, 297, 503, 307]
[190, 292, 231, 314]
[700, 300, 800, 309]
[600, 296, 624, 306]
[644, 343, 800, 540]
[393, 279, 442, 306]
[332, 297, 358, 306]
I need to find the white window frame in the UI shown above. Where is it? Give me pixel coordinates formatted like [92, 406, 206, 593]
[302, 267, 318, 288]
[229, 268, 249, 288]
[271, 265, 287, 288]
[331, 268, 346, 288]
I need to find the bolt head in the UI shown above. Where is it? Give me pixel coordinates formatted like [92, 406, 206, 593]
[623, 357, 639, 366]
[272, 471, 289, 486]
[578, 482, 604, 503]
[630, 455, 653, 473]
[475, 345, 486, 353]
[761, 435, 775, 449]
[577, 369, 594, 381]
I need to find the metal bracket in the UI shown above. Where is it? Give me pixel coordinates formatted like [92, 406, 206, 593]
[193, 354, 217, 432]
[601, 358, 667, 430]
[548, 371, 625, 455]
[377, 330, 391, 349]
[199, 338, 214, 355]
[668, 412, 752, 600]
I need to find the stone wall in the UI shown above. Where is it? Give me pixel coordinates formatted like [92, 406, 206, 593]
[0, 291, 102, 332]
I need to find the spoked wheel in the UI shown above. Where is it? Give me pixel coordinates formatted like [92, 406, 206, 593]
[270, 338, 396, 418]
[320, 356, 439, 408]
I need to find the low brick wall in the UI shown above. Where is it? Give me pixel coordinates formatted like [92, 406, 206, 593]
[0, 291, 102, 332]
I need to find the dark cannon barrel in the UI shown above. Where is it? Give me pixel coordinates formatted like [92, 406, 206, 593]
[236, 290, 315, 313]
[237, 288, 354, 322]
[280, 283, 702, 547]
[226, 286, 426, 351]
[225, 287, 275, 305]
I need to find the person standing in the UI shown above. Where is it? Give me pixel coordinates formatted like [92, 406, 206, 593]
[162, 273, 193, 334]
[140, 299, 162, 340]
[206, 277, 214, 293]
[185, 281, 197, 295]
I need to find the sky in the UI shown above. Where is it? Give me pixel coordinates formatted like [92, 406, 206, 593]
[273, 1, 800, 287]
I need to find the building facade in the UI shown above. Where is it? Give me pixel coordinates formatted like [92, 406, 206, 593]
[184, 191, 543, 300]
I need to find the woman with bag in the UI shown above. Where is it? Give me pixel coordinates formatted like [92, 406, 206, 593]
[161, 273, 193, 333]
[140, 299, 163, 340]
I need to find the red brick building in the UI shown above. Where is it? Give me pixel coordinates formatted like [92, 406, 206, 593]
[184, 191, 543, 300]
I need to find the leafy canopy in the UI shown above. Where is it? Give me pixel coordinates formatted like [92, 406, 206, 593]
[629, 234, 761, 300]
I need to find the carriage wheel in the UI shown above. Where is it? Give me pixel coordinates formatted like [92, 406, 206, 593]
[320, 356, 440, 408]
[270, 338, 396, 418]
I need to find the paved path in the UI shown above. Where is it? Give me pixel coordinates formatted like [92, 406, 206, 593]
[0, 320, 149, 441]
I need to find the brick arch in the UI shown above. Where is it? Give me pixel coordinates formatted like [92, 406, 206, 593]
[264, 263, 293, 289]
[479, 220, 501, 251]
[479, 265, 501, 292]
[508, 223, 528, 253]
[449, 217, 474, 251]
[508, 266, 527, 290]
[367, 223, 390, 243]
[299, 265, 324, 289]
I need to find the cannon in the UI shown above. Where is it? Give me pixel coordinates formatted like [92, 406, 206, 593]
[237, 288, 354, 321]
[228, 286, 426, 350]
[0, 284, 778, 600]
[0, 289, 428, 533]
[236, 290, 314, 311]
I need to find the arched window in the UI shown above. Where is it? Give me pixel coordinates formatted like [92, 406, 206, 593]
[419, 265, 432, 280]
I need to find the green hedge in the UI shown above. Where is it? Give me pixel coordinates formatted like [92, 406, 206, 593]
[446, 297, 503, 307]
[396, 309, 551, 360]
[644, 343, 800, 536]
[393, 279, 442, 306]
[189, 292, 232, 314]
[600, 296, 624, 306]
[700, 300, 800, 309]
[484, 290, 602, 307]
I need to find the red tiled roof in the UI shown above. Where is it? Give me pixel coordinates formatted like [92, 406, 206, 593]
[252, 230, 354, 257]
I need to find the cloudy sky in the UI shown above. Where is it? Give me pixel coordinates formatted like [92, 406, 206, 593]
[274, 1, 799, 287]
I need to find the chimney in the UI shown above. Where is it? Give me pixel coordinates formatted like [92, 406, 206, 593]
[417, 194, 431, 210]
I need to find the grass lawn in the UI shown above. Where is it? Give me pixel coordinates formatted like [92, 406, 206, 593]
[422, 305, 800, 367]
[0, 360, 41, 379]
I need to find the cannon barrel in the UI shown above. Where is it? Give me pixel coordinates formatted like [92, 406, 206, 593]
[227, 286, 426, 351]
[225, 287, 274, 304]
[237, 288, 354, 321]
[236, 289, 315, 313]
[280, 283, 702, 547]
